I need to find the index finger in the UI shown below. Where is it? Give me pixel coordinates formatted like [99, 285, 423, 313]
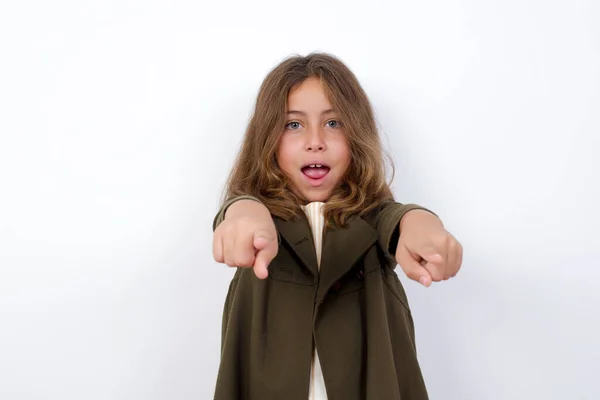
[253, 239, 278, 279]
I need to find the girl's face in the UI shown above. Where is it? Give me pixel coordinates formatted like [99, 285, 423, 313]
[276, 77, 351, 203]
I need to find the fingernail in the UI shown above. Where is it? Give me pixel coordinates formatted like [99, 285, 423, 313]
[419, 276, 430, 287]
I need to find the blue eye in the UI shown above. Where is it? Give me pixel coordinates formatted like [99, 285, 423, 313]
[327, 120, 340, 128]
[286, 121, 301, 130]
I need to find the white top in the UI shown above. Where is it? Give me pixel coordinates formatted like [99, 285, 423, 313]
[300, 202, 328, 400]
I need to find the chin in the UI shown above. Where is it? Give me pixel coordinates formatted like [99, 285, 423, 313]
[290, 181, 335, 203]
[300, 191, 331, 203]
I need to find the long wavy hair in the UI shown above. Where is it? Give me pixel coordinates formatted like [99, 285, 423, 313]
[222, 52, 395, 226]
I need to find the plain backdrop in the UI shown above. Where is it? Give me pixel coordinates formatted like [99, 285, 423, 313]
[1, 0, 599, 399]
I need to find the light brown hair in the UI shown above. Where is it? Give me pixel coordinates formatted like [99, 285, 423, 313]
[222, 52, 395, 226]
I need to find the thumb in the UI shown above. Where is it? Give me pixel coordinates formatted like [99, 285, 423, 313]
[396, 244, 433, 287]
[252, 230, 278, 279]
[418, 245, 444, 266]
[253, 229, 275, 250]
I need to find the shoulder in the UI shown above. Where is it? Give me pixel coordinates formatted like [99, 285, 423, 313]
[359, 198, 396, 226]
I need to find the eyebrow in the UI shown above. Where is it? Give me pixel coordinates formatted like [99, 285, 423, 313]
[286, 109, 336, 116]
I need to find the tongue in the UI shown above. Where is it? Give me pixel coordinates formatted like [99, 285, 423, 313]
[303, 167, 329, 179]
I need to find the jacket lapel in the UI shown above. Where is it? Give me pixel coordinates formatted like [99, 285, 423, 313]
[274, 211, 379, 301]
[316, 216, 378, 302]
[273, 213, 319, 276]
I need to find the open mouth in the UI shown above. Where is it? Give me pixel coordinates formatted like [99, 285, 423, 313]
[301, 163, 331, 180]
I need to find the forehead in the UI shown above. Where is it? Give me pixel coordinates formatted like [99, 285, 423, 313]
[287, 77, 333, 111]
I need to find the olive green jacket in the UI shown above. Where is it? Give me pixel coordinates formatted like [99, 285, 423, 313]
[213, 197, 430, 400]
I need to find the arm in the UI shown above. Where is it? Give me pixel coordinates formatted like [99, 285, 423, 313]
[212, 195, 278, 279]
[376, 202, 462, 287]
[212, 195, 263, 231]
[375, 202, 437, 257]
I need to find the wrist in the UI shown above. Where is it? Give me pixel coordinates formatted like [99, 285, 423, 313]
[225, 199, 269, 220]
[400, 209, 442, 231]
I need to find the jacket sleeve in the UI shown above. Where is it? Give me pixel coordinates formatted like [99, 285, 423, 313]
[375, 201, 437, 258]
[212, 195, 263, 231]
[220, 274, 240, 352]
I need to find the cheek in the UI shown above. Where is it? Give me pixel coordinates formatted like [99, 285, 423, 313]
[276, 136, 295, 173]
[335, 137, 351, 168]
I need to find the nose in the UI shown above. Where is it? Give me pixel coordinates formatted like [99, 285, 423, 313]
[305, 126, 327, 152]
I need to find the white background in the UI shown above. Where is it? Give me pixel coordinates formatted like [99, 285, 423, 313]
[1, 0, 599, 399]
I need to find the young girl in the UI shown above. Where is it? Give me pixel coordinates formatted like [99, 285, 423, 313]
[212, 53, 462, 400]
